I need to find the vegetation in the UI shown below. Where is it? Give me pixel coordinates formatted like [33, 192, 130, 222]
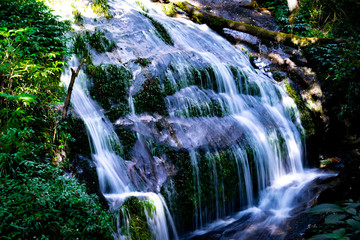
[285, 81, 315, 137]
[306, 200, 360, 239]
[142, 13, 174, 46]
[85, 64, 133, 121]
[72, 8, 83, 25]
[91, 0, 113, 19]
[0, 0, 114, 238]
[119, 196, 156, 240]
[133, 78, 167, 115]
[257, 0, 360, 142]
[73, 28, 116, 62]
[161, 3, 177, 17]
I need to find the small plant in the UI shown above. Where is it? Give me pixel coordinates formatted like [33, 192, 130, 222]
[72, 8, 83, 25]
[73, 29, 116, 61]
[307, 200, 360, 239]
[142, 13, 174, 46]
[119, 196, 156, 240]
[87, 28, 116, 52]
[135, 0, 149, 13]
[86, 64, 132, 120]
[161, 3, 177, 17]
[91, 0, 113, 19]
[73, 32, 91, 61]
[134, 57, 150, 67]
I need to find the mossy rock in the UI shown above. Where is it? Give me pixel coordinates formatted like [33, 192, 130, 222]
[142, 13, 174, 46]
[86, 64, 132, 119]
[115, 127, 137, 160]
[133, 78, 167, 115]
[120, 196, 155, 240]
[285, 81, 315, 137]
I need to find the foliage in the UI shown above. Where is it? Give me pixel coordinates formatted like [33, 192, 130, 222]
[161, 3, 177, 17]
[86, 64, 132, 121]
[258, 0, 360, 138]
[304, 41, 360, 137]
[1, 156, 115, 239]
[133, 78, 167, 115]
[136, 0, 149, 13]
[134, 57, 150, 67]
[0, 0, 114, 238]
[72, 8, 83, 25]
[120, 197, 156, 240]
[142, 13, 174, 46]
[73, 29, 116, 61]
[91, 0, 113, 19]
[307, 200, 360, 240]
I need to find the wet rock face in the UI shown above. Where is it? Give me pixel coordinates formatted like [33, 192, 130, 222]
[116, 115, 246, 150]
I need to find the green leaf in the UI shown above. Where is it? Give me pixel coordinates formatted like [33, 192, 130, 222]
[308, 233, 335, 240]
[345, 208, 357, 215]
[325, 214, 347, 224]
[309, 204, 343, 214]
[316, 228, 348, 240]
[346, 219, 360, 230]
[343, 203, 360, 209]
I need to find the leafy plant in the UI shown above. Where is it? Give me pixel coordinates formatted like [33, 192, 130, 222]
[161, 3, 177, 17]
[0, 1, 115, 238]
[134, 57, 150, 67]
[307, 200, 360, 239]
[72, 8, 83, 25]
[73, 29, 116, 61]
[91, 0, 113, 19]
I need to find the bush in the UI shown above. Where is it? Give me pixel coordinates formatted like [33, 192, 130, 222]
[0, 1, 115, 238]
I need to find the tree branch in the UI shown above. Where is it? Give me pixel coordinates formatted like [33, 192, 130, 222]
[171, 1, 346, 48]
[62, 59, 85, 120]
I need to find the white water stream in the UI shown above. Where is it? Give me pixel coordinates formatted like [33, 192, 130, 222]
[56, 0, 331, 239]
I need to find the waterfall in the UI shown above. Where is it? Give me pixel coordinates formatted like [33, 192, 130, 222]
[56, 0, 331, 239]
[61, 58, 178, 240]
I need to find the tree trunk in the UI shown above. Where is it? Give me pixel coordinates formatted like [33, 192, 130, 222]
[62, 59, 85, 120]
[171, 1, 345, 48]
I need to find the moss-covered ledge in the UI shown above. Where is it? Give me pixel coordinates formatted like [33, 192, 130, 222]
[170, 1, 346, 48]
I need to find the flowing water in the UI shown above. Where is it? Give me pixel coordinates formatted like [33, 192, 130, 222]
[57, 0, 331, 239]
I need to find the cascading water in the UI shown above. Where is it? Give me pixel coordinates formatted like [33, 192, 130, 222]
[54, 0, 332, 239]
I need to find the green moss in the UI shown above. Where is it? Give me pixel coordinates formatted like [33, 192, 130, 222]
[163, 76, 178, 96]
[161, 3, 177, 17]
[142, 13, 174, 46]
[120, 197, 156, 240]
[177, 98, 229, 118]
[285, 82, 315, 137]
[229, 64, 261, 97]
[133, 78, 167, 115]
[86, 64, 132, 118]
[115, 128, 137, 160]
